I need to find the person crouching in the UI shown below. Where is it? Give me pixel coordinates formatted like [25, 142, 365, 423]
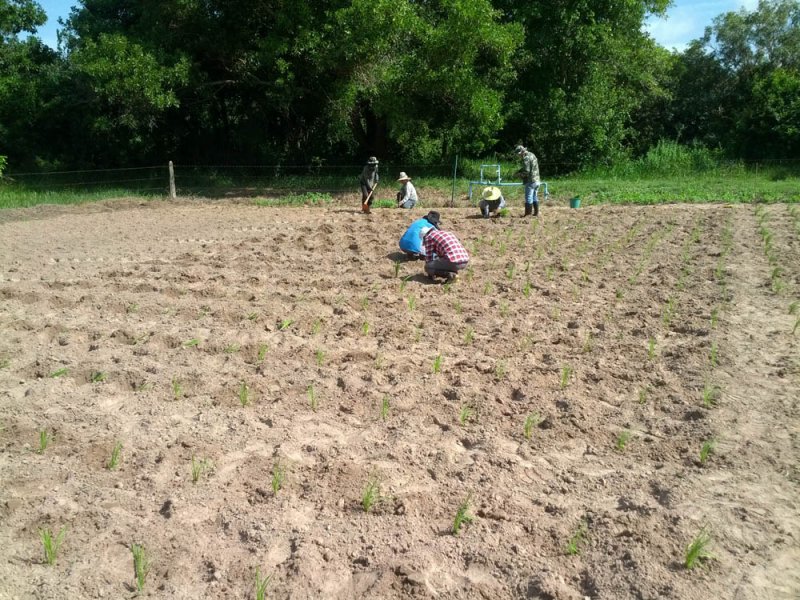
[396, 172, 418, 208]
[419, 226, 470, 282]
[479, 186, 506, 218]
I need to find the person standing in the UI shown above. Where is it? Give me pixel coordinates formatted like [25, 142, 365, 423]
[514, 145, 541, 217]
[359, 156, 380, 214]
[479, 186, 506, 218]
[396, 172, 418, 209]
[419, 226, 470, 282]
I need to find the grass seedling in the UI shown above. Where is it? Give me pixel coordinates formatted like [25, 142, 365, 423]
[171, 377, 183, 400]
[464, 327, 474, 345]
[238, 381, 250, 407]
[495, 360, 507, 380]
[360, 296, 369, 310]
[361, 321, 370, 335]
[39, 526, 67, 566]
[315, 349, 325, 366]
[684, 528, 713, 570]
[452, 494, 474, 535]
[380, 395, 390, 421]
[523, 413, 541, 440]
[483, 282, 493, 295]
[506, 263, 516, 280]
[615, 430, 632, 451]
[183, 338, 199, 348]
[307, 384, 318, 412]
[107, 441, 123, 470]
[702, 382, 720, 408]
[459, 405, 474, 426]
[393, 261, 401, 278]
[255, 567, 272, 600]
[699, 439, 716, 464]
[560, 366, 572, 390]
[647, 337, 656, 360]
[279, 318, 293, 330]
[257, 344, 268, 361]
[38, 429, 50, 454]
[793, 316, 800, 335]
[271, 461, 286, 494]
[191, 455, 212, 483]
[638, 387, 648, 404]
[311, 318, 322, 335]
[582, 333, 593, 353]
[433, 353, 443, 374]
[710, 307, 719, 328]
[49, 367, 68, 378]
[788, 301, 799, 316]
[131, 543, 150, 592]
[522, 281, 532, 297]
[224, 343, 240, 353]
[453, 300, 463, 314]
[614, 288, 623, 299]
[565, 520, 588, 555]
[499, 301, 509, 318]
[247, 312, 258, 321]
[407, 295, 417, 311]
[709, 342, 718, 367]
[399, 275, 412, 292]
[90, 371, 107, 383]
[361, 476, 381, 513]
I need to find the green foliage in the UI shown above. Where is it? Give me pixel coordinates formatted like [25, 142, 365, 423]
[565, 520, 588, 556]
[523, 412, 541, 440]
[255, 567, 272, 600]
[131, 543, 150, 592]
[271, 461, 286, 494]
[38, 429, 50, 454]
[361, 475, 381, 513]
[452, 494, 474, 535]
[685, 528, 713, 569]
[107, 441, 123, 470]
[39, 525, 67, 566]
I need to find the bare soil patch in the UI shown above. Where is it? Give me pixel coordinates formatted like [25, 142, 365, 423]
[1, 199, 798, 599]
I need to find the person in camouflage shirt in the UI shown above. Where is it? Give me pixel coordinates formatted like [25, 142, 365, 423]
[514, 145, 541, 217]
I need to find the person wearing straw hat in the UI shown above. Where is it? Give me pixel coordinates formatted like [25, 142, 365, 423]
[418, 225, 470, 282]
[395, 172, 418, 209]
[479, 186, 506, 218]
[514, 144, 541, 217]
[399, 211, 441, 259]
[359, 156, 380, 213]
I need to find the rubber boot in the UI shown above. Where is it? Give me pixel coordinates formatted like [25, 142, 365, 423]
[533, 202, 539, 217]
[524, 203, 532, 217]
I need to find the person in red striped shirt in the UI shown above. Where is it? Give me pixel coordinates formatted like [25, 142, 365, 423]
[419, 226, 470, 282]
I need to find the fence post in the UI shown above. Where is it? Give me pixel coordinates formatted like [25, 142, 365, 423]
[168, 161, 176, 199]
[450, 154, 459, 207]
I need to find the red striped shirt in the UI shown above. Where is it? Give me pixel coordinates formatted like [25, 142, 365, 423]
[423, 230, 470, 264]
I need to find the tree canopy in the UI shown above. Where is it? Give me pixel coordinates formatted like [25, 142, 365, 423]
[0, 0, 798, 171]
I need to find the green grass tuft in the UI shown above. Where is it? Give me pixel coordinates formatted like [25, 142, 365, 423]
[39, 526, 67, 566]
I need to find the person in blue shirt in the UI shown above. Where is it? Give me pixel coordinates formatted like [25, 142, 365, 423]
[399, 211, 441, 259]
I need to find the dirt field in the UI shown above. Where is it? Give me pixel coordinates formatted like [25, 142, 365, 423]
[0, 198, 798, 600]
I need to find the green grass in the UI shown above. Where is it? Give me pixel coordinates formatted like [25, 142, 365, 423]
[257, 344, 269, 361]
[560, 366, 573, 390]
[224, 343, 240, 354]
[107, 441, 123, 470]
[131, 543, 150, 592]
[279, 318, 294, 331]
[459, 405, 474, 426]
[684, 528, 714, 569]
[254, 567, 272, 600]
[523, 413, 541, 440]
[463, 327, 474, 345]
[38, 430, 50, 454]
[307, 384, 318, 412]
[361, 476, 381, 513]
[182, 338, 199, 348]
[39, 526, 67, 565]
[380, 395, 390, 421]
[171, 377, 183, 400]
[702, 382, 720, 408]
[615, 430, 632, 451]
[49, 367, 68, 378]
[647, 337, 656, 360]
[271, 461, 287, 494]
[361, 321, 370, 335]
[315, 349, 325, 366]
[699, 439, 716, 464]
[253, 192, 334, 206]
[0, 187, 157, 210]
[90, 371, 107, 383]
[238, 381, 250, 406]
[565, 520, 588, 555]
[452, 494, 474, 535]
[191, 455, 213, 483]
[433, 353, 443, 374]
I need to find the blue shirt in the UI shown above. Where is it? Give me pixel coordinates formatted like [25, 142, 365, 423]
[399, 218, 435, 254]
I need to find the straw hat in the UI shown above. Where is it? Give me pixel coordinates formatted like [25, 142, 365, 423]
[397, 172, 411, 182]
[482, 186, 501, 201]
[367, 156, 379, 165]
[515, 145, 526, 154]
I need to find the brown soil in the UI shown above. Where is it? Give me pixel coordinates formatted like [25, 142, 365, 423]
[0, 198, 798, 599]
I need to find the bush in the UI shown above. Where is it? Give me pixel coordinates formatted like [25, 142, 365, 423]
[0, 156, 6, 179]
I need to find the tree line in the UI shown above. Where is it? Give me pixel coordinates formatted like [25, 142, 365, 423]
[1, 0, 798, 174]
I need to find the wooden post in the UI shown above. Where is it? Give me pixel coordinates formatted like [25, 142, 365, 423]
[168, 161, 176, 199]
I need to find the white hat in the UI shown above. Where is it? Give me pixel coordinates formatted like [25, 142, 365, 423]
[418, 226, 432, 240]
[482, 186, 501, 201]
[397, 172, 411, 182]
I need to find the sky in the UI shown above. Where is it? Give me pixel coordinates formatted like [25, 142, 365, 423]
[33, 0, 760, 52]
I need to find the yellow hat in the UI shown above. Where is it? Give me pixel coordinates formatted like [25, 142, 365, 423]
[482, 186, 501, 201]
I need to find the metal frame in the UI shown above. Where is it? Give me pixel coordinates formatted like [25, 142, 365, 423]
[468, 164, 548, 201]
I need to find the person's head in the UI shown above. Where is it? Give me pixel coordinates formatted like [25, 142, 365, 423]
[419, 226, 433, 240]
[397, 172, 411, 183]
[367, 156, 378, 169]
[424, 211, 441, 229]
[482, 186, 501, 201]
[515, 145, 526, 155]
